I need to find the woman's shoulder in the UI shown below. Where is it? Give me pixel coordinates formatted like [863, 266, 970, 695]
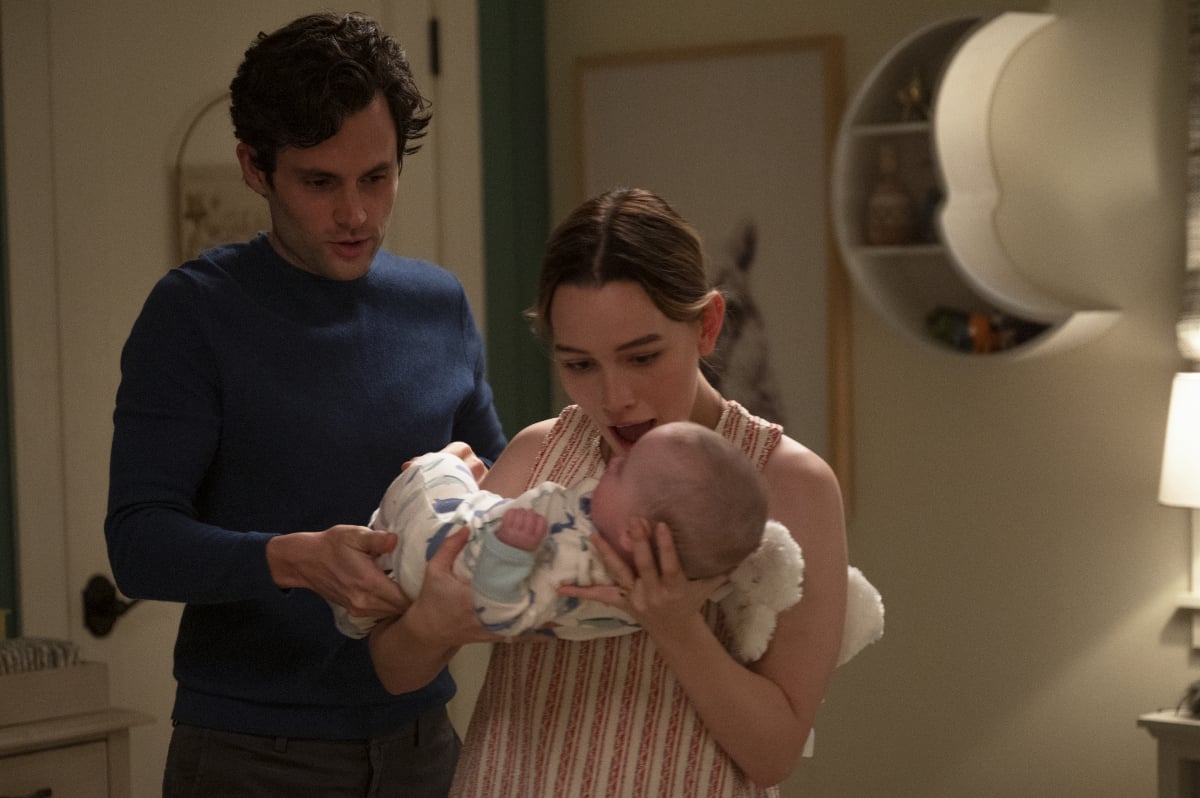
[508, 417, 560, 452]
[761, 433, 844, 546]
[763, 433, 837, 487]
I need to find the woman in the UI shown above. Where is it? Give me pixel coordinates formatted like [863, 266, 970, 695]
[374, 188, 848, 796]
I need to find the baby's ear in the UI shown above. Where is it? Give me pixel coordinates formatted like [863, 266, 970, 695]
[614, 523, 635, 550]
[610, 518, 651, 565]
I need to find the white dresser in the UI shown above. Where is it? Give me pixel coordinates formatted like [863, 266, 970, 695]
[1140, 710, 1200, 798]
[0, 660, 152, 798]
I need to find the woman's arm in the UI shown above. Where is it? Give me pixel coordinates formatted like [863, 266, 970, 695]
[368, 421, 556, 694]
[663, 438, 847, 784]
[369, 528, 498, 693]
[565, 436, 848, 786]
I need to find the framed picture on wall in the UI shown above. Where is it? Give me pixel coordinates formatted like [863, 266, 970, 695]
[577, 38, 852, 500]
[175, 92, 270, 264]
[178, 165, 271, 263]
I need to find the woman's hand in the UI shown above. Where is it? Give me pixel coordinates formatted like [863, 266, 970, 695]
[399, 527, 499, 647]
[558, 518, 724, 635]
[369, 527, 500, 694]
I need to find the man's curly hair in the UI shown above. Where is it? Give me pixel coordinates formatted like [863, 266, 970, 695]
[229, 12, 431, 179]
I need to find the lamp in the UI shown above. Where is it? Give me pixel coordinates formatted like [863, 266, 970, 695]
[1165, 373, 1200, 647]
[1160, 372, 1200, 509]
[1165, 270, 1200, 644]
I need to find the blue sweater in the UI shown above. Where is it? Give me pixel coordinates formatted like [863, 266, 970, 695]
[105, 235, 507, 738]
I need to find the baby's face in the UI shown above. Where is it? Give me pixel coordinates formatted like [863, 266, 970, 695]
[589, 428, 676, 565]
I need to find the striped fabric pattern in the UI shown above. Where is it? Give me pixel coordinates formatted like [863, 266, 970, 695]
[451, 401, 782, 797]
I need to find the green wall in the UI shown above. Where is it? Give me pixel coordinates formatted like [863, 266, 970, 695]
[478, 0, 552, 437]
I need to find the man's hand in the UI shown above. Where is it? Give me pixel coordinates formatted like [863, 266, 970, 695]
[266, 524, 410, 617]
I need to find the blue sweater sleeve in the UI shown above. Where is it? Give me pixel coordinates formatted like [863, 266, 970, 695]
[450, 288, 507, 465]
[105, 269, 278, 603]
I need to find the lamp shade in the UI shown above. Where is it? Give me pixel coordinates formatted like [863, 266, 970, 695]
[1160, 372, 1200, 507]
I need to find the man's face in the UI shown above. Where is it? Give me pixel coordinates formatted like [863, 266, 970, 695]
[238, 94, 400, 281]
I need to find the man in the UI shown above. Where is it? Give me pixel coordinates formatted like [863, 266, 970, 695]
[105, 12, 506, 796]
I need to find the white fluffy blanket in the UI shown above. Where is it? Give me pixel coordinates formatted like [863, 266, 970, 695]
[716, 520, 885, 663]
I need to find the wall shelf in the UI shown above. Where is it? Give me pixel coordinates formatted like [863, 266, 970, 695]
[832, 13, 1119, 357]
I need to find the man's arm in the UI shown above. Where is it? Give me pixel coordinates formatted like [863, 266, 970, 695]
[105, 272, 280, 604]
[450, 287, 507, 464]
[105, 270, 408, 616]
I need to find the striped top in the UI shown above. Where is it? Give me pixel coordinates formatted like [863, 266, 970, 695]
[451, 401, 782, 797]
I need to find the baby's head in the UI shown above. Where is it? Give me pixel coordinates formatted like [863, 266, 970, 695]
[589, 421, 768, 579]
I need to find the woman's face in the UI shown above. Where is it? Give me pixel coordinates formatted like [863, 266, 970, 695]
[549, 281, 719, 455]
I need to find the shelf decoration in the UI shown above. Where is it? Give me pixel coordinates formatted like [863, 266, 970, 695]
[895, 69, 930, 122]
[865, 142, 916, 246]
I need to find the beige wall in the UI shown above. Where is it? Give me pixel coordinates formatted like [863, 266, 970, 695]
[547, 0, 1193, 795]
[546, 1, 1184, 797]
[1, 0, 1191, 796]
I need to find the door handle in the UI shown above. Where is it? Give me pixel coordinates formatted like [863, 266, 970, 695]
[82, 574, 140, 637]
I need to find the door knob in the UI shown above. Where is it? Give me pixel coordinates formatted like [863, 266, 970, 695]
[82, 574, 140, 637]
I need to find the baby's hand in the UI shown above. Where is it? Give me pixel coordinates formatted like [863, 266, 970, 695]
[496, 507, 548, 551]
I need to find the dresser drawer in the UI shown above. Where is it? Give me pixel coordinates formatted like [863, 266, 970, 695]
[0, 739, 108, 797]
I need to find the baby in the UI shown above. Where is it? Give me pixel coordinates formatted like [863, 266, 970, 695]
[336, 422, 767, 635]
[333, 421, 884, 663]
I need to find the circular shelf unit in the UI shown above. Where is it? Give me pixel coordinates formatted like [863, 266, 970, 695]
[832, 13, 1118, 357]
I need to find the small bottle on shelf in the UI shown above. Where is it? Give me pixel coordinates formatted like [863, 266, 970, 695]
[865, 142, 916, 246]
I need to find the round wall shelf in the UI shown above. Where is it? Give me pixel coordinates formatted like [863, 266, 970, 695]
[832, 13, 1118, 357]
